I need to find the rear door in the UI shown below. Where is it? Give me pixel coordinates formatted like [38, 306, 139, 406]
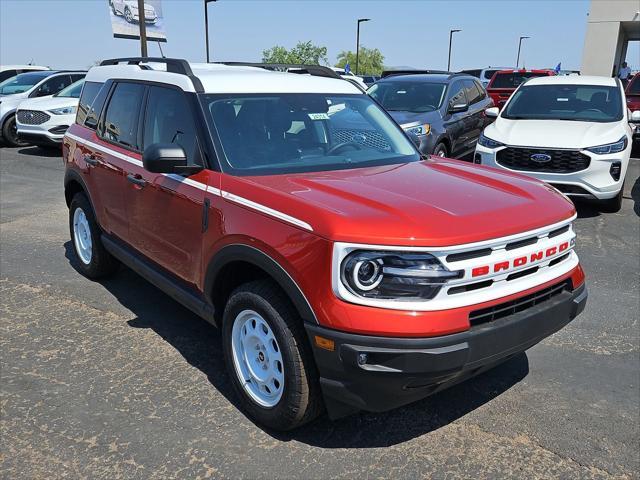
[443, 80, 469, 157]
[462, 79, 488, 151]
[125, 84, 212, 286]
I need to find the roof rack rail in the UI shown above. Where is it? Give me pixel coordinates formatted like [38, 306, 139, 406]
[218, 62, 343, 80]
[380, 69, 451, 78]
[98, 57, 204, 92]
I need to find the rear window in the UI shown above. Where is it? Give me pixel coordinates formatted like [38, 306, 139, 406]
[368, 81, 447, 113]
[483, 69, 500, 80]
[490, 71, 550, 89]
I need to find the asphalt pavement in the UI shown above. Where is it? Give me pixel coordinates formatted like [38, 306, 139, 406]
[1, 145, 638, 479]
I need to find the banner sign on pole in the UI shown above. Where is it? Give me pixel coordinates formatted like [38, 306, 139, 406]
[108, 0, 167, 42]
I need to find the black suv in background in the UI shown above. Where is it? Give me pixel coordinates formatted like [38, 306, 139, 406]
[368, 73, 494, 158]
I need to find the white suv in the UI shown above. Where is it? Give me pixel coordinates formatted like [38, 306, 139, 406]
[475, 75, 636, 212]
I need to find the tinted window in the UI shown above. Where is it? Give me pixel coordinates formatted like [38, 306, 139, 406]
[76, 81, 103, 126]
[143, 86, 199, 164]
[70, 73, 86, 83]
[483, 69, 500, 81]
[0, 71, 54, 94]
[0, 70, 18, 83]
[490, 72, 550, 89]
[628, 76, 640, 95]
[368, 81, 447, 112]
[101, 82, 145, 149]
[448, 82, 467, 108]
[463, 79, 483, 104]
[201, 93, 418, 176]
[56, 79, 84, 98]
[462, 69, 481, 78]
[35, 75, 74, 97]
[502, 84, 623, 122]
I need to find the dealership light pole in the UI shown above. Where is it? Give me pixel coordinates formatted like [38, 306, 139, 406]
[516, 36, 530, 69]
[355, 18, 370, 75]
[447, 29, 461, 71]
[205, 0, 218, 63]
[138, 0, 148, 57]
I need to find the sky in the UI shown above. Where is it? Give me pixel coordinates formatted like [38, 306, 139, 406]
[0, 0, 638, 72]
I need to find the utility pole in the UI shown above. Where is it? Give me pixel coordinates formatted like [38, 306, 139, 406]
[448, 29, 461, 71]
[355, 18, 370, 75]
[516, 36, 530, 68]
[138, 0, 148, 57]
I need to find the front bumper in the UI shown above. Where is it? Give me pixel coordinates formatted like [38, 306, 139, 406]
[16, 114, 74, 146]
[306, 282, 587, 419]
[475, 143, 631, 200]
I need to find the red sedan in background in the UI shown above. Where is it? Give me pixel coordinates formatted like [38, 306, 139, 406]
[486, 69, 556, 109]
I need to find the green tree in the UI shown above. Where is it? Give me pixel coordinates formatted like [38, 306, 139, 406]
[262, 41, 328, 65]
[336, 46, 385, 75]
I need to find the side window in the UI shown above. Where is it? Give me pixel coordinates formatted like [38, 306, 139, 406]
[474, 81, 487, 99]
[143, 86, 200, 164]
[71, 73, 86, 83]
[76, 81, 102, 126]
[101, 82, 145, 150]
[34, 75, 72, 97]
[448, 82, 467, 109]
[463, 79, 482, 104]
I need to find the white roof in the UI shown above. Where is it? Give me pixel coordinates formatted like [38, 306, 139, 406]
[85, 62, 362, 95]
[0, 65, 49, 73]
[526, 75, 617, 87]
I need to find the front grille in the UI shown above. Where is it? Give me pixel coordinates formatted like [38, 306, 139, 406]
[469, 280, 571, 326]
[17, 110, 50, 125]
[497, 147, 590, 173]
[331, 128, 391, 151]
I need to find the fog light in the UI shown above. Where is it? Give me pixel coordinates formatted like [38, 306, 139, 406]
[357, 353, 368, 365]
[610, 162, 621, 181]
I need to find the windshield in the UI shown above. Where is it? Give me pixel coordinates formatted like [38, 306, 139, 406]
[0, 71, 54, 95]
[502, 84, 623, 122]
[490, 71, 549, 89]
[368, 81, 446, 112]
[200, 93, 419, 176]
[55, 79, 84, 98]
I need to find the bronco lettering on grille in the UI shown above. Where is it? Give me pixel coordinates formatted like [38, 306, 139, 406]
[471, 241, 570, 277]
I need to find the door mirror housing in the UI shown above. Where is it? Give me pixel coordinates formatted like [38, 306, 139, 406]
[630, 110, 640, 123]
[485, 107, 499, 118]
[142, 143, 202, 175]
[449, 102, 468, 113]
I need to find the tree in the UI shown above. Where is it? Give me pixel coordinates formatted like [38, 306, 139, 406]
[336, 46, 385, 75]
[262, 41, 328, 65]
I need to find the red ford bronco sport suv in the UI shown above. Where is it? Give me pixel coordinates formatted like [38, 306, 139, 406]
[63, 58, 587, 430]
[487, 69, 556, 109]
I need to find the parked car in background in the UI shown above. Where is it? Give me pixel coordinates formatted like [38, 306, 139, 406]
[16, 78, 84, 148]
[361, 75, 380, 87]
[110, 0, 157, 24]
[330, 67, 368, 90]
[0, 65, 50, 83]
[487, 69, 556, 109]
[626, 73, 640, 143]
[476, 75, 635, 212]
[557, 70, 580, 76]
[0, 70, 85, 147]
[368, 72, 493, 158]
[460, 67, 511, 88]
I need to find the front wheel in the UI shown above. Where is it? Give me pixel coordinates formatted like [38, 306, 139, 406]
[124, 7, 133, 23]
[433, 142, 448, 158]
[2, 115, 28, 148]
[222, 280, 323, 430]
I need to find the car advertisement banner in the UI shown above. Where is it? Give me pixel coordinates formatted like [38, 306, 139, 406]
[108, 0, 167, 42]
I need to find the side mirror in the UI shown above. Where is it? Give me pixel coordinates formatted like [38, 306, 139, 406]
[485, 107, 499, 118]
[142, 143, 202, 175]
[630, 110, 640, 123]
[449, 102, 468, 113]
[406, 131, 421, 149]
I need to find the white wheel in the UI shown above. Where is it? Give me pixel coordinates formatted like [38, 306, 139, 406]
[73, 207, 92, 265]
[230, 309, 285, 407]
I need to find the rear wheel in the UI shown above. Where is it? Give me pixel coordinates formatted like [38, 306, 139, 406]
[222, 280, 323, 430]
[124, 7, 133, 23]
[433, 142, 448, 158]
[69, 193, 119, 278]
[2, 115, 28, 148]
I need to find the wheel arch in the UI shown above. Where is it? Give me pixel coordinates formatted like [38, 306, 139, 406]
[204, 244, 318, 325]
[64, 169, 93, 210]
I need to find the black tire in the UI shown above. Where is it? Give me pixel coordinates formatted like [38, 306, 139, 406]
[69, 192, 119, 279]
[222, 280, 323, 430]
[2, 115, 28, 148]
[600, 186, 623, 213]
[433, 142, 448, 158]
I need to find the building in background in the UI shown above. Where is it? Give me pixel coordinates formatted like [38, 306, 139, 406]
[581, 0, 639, 76]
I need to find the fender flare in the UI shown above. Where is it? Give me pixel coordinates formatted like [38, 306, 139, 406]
[204, 244, 318, 324]
[64, 169, 94, 208]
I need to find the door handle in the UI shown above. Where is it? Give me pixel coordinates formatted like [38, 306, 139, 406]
[126, 173, 147, 188]
[84, 154, 98, 166]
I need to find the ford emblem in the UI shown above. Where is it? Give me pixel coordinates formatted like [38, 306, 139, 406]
[530, 153, 552, 163]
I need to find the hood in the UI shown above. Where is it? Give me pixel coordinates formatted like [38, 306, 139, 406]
[0, 91, 30, 102]
[224, 159, 575, 246]
[486, 117, 625, 149]
[17, 95, 74, 112]
[387, 110, 440, 127]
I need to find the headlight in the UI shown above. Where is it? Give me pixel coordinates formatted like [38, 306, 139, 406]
[49, 106, 77, 115]
[478, 132, 504, 149]
[340, 250, 462, 300]
[586, 136, 628, 155]
[403, 123, 431, 136]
